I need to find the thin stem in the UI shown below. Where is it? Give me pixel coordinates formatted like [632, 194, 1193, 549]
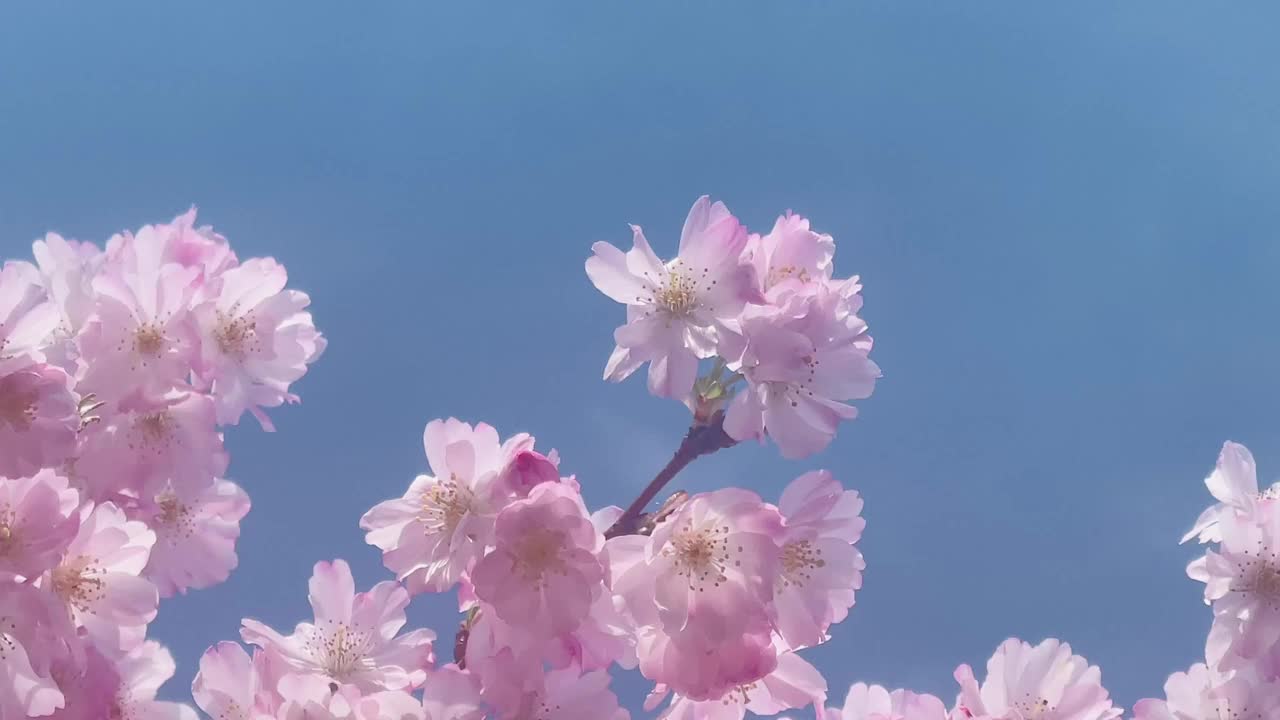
[605, 411, 737, 538]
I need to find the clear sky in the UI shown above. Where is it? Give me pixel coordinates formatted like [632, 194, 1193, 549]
[2, 2, 1279, 713]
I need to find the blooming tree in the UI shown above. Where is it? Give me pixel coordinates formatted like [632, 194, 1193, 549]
[3, 198, 1273, 719]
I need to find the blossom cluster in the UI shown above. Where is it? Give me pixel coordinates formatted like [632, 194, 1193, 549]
[779, 441, 1280, 720]
[1141, 440, 1280, 719]
[8, 195, 1258, 720]
[0, 210, 324, 718]
[587, 196, 881, 459]
[190, 419, 866, 719]
[187, 198, 879, 718]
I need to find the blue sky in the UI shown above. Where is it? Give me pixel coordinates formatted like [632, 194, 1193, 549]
[2, 2, 1279, 713]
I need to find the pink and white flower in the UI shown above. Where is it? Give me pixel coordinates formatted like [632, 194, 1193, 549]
[31, 233, 102, 353]
[0, 583, 69, 718]
[485, 664, 628, 720]
[952, 638, 1119, 720]
[471, 482, 606, 637]
[193, 257, 326, 430]
[724, 279, 879, 459]
[44, 502, 158, 654]
[273, 677, 424, 720]
[829, 682, 948, 720]
[192, 641, 272, 720]
[0, 261, 58, 372]
[1184, 441, 1279, 545]
[613, 488, 782, 646]
[1189, 506, 1280, 664]
[0, 470, 80, 581]
[132, 478, 250, 597]
[52, 641, 197, 720]
[77, 226, 199, 405]
[420, 664, 484, 720]
[240, 559, 434, 692]
[771, 470, 865, 651]
[1133, 663, 1280, 720]
[361, 419, 517, 594]
[88, 390, 228, 497]
[0, 364, 80, 479]
[586, 196, 760, 399]
[746, 212, 834, 301]
[653, 651, 827, 720]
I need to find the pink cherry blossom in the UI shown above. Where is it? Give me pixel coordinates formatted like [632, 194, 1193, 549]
[0, 583, 69, 718]
[361, 419, 515, 594]
[471, 482, 606, 637]
[0, 364, 80, 479]
[0, 261, 58, 372]
[165, 208, 238, 279]
[192, 641, 272, 720]
[746, 212, 834, 301]
[51, 641, 197, 720]
[633, 624, 777, 702]
[420, 664, 484, 720]
[614, 488, 781, 647]
[45, 501, 158, 654]
[31, 233, 102, 356]
[464, 583, 636, 687]
[772, 470, 865, 650]
[1188, 505, 1280, 664]
[77, 226, 199, 405]
[0, 470, 80, 581]
[486, 664, 628, 720]
[586, 196, 759, 399]
[240, 559, 434, 692]
[1133, 663, 1280, 720]
[828, 683, 947, 720]
[497, 448, 561, 498]
[1184, 441, 1278, 545]
[274, 676, 424, 720]
[952, 638, 1119, 720]
[133, 478, 250, 597]
[88, 390, 228, 497]
[193, 257, 326, 430]
[653, 651, 828, 720]
[724, 279, 879, 459]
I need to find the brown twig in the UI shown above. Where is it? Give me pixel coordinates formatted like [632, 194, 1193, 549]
[604, 411, 736, 538]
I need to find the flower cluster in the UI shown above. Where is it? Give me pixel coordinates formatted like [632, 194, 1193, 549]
[781, 440, 1280, 720]
[0, 210, 323, 718]
[795, 636, 1120, 720]
[193, 416, 865, 718]
[188, 199, 874, 718]
[9, 194, 1258, 719]
[1137, 440, 1280, 719]
[587, 197, 880, 458]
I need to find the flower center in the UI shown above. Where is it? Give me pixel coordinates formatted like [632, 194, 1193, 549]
[766, 264, 810, 289]
[1013, 696, 1053, 719]
[154, 492, 195, 540]
[657, 270, 699, 316]
[1246, 564, 1280, 603]
[0, 381, 37, 430]
[215, 311, 258, 359]
[419, 479, 474, 535]
[666, 522, 734, 590]
[133, 324, 166, 356]
[778, 539, 825, 589]
[52, 556, 106, 612]
[308, 620, 372, 679]
[132, 412, 173, 451]
[512, 529, 566, 587]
